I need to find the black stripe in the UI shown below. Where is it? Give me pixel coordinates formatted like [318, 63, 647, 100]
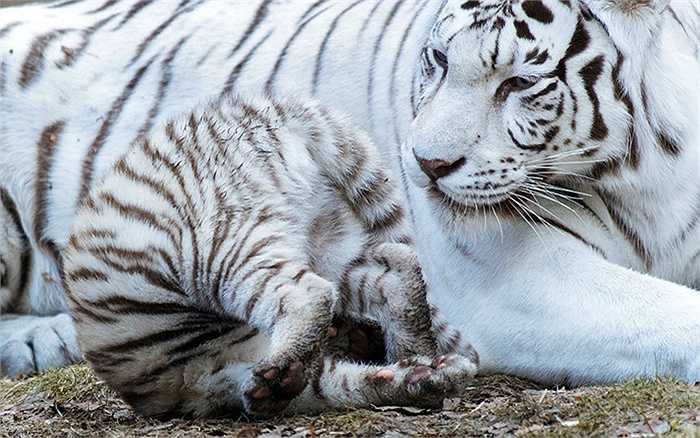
[113, 0, 156, 30]
[0, 60, 7, 97]
[195, 43, 219, 67]
[34, 120, 66, 265]
[48, 0, 84, 8]
[226, 0, 274, 58]
[611, 52, 640, 169]
[137, 35, 190, 139]
[597, 189, 652, 271]
[540, 217, 604, 257]
[56, 14, 118, 69]
[390, 0, 431, 144]
[522, 1, 554, 24]
[167, 323, 245, 356]
[300, 0, 332, 23]
[522, 81, 558, 104]
[19, 30, 69, 89]
[100, 326, 199, 354]
[213, 208, 275, 308]
[86, 296, 195, 316]
[86, 0, 120, 14]
[0, 21, 22, 39]
[579, 55, 608, 141]
[514, 20, 535, 40]
[126, 0, 200, 68]
[366, 1, 405, 128]
[359, 0, 383, 35]
[0, 188, 31, 312]
[264, 3, 333, 92]
[221, 31, 272, 97]
[555, 18, 590, 83]
[77, 55, 157, 206]
[130, 328, 259, 388]
[97, 191, 179, 243]
[312, 0, 369, 95]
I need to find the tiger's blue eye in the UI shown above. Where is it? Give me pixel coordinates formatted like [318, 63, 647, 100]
[433, 49, 449, 69]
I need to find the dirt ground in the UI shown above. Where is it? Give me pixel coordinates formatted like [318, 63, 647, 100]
[0, 364, 698, 437]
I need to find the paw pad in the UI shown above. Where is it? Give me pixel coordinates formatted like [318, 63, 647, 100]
[244, 360, 308, 416]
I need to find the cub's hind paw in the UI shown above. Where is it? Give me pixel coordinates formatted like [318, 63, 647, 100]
[243, 360, 307, 416]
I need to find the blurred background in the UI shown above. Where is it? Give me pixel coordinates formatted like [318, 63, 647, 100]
[1, 0, 46, 6]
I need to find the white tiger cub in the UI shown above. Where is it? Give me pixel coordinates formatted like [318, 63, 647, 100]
[59, 93, 477, 417]
[403, 0, 700, 385]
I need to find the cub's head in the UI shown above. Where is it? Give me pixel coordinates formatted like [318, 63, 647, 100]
[404, 0, 641, 220]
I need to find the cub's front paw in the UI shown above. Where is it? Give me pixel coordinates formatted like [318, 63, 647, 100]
[242, 359, 308, 416]
[367, 354, 478, 408]
[0, 314, 82, 378]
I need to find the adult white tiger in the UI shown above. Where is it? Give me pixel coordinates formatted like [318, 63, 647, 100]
[0, 0, 698, 386]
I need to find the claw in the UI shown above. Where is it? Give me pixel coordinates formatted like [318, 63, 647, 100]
[406, 365, 433, 385]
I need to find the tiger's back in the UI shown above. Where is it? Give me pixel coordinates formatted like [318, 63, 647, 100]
[0, 0, 436, 321]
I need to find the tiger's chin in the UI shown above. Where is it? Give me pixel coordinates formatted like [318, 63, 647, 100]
[426, 185, 518, 216]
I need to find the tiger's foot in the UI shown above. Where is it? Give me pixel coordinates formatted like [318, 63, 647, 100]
[0, 313, 82, 378]
[243, 360, 308, 416]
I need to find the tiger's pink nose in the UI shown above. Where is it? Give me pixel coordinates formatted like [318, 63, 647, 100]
[415, 155, 466, 181]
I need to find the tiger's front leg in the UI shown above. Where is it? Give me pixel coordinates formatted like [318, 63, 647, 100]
[0, 190, 82, 377]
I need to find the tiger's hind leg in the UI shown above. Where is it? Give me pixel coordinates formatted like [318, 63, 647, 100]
[64, 206, 337, 417]
[288, 353, 477, 413]
[337, 242, 439, 361]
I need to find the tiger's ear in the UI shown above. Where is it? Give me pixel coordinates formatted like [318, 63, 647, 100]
[581, 0, 669, 55]
[582, 0, 670, 20]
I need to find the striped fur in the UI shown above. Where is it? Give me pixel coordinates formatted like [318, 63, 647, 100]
[0, 0, 467, 382]
[0, 0, 698, 389]
[60, 94, 476, 417]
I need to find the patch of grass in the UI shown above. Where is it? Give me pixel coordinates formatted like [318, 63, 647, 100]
[0, 364, 111, 406]
[1, 364, 699, 437]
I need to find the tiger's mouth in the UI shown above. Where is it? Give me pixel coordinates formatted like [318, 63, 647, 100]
[429, 179, 520, 209]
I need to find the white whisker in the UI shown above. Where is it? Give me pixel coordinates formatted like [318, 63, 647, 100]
[522, 185, 583, 222]
[509, 196, 546, 247]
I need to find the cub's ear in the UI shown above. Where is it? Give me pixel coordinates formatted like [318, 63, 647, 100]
[580, 0, 670, 55]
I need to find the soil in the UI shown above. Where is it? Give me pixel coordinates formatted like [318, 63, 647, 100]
[1, 365, 699, 437]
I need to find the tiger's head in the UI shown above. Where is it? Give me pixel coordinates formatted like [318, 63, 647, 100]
[404, 0, 642, 220]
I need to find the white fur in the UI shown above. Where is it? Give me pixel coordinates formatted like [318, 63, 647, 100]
[404, 0, 700, 384]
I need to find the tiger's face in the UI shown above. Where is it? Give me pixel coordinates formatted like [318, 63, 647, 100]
[405, 0, 631, 215]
